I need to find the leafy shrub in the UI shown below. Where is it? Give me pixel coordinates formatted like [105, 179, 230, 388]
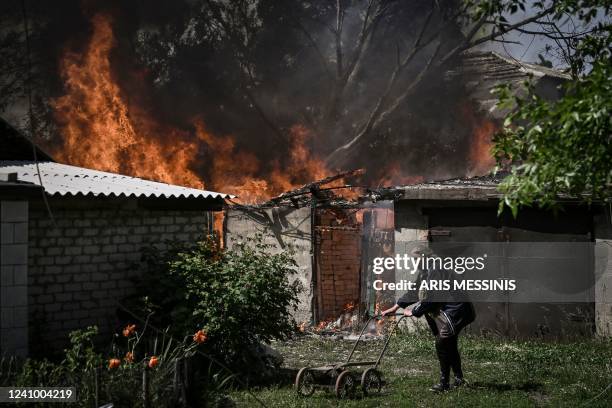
[0, 327, 103, 407]
[129, 236, 302, 374]
[126, 240, 198, 332]
[169, 236, 302, 372]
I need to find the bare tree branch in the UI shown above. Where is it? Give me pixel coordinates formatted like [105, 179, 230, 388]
[324, 6, 438, 165]
[373, 41, 442, 130]
[342, 0, 380, 86]
[469, 5, 557, 48]
[205, 0, 289, 147]
[491, 38, 522, 44]
[325, 4, 561, 166]
[335, 0, 345, 78]
[322, 0, 386, 128]
[291, 15, 333, 79]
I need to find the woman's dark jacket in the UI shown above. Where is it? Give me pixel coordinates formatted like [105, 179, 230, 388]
[396, 267, 476, 334]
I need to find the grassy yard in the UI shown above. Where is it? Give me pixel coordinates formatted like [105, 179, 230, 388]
[229, 331, 612, 407]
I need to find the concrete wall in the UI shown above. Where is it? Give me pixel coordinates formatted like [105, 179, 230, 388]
[393, 202, 429, 332]
[225, 206, 313, 324]
[394, 202, 429, 289]
[393, 201, 596, 337]
[0, 201, 29, 356]
[27, 200, 212, 354]
[595, 212, 612, 337]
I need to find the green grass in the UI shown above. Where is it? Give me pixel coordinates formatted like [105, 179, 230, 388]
[228, 332, 612, 407]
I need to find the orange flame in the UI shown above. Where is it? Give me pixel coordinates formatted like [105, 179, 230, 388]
[52, 14, 203, 188]
[373, 301, 386, 335]
[212, 211, 225, 246]
[468, 119, 496, 176]
[51, 13, 337, 204]
[51, 13, 489, 204]
[376, 162, 424, 187]
[194, 121, 331, 203]
[343, 302, 356, 313]
[461, 103, 497, 177]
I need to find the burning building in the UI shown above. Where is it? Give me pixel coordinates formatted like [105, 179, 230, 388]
[224, 170, 612, 338]
[2, 0, 609, 344]
[0, 119, 231, 356]
[223, 53, 612, 338]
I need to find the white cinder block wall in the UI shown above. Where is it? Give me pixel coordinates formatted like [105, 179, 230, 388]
[0, 200, 29, 357]
[27, 205, 213, 355]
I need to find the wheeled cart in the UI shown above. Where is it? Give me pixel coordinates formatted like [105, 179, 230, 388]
[295, 314, 408, 399]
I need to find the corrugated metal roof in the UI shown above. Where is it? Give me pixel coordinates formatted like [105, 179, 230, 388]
[445, 51, 570, 119]
[0, 161, 233, 199]
[380, 173, 505, 201]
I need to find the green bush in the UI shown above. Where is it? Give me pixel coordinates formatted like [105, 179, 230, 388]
[127, 240, 197, 332]
[167, 236, 302, 372]
[125, 236, 302, 377]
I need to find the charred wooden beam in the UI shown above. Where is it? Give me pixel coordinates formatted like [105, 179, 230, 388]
[268, 168, 366, 203]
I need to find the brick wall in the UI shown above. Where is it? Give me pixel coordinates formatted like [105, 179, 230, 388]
[28, 201, 212, 354]
[315, 209, 362, 321]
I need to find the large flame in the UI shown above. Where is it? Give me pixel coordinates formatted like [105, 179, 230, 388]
[52, 14, 204, 189]
[51, 13, 497, 204]
[194, 121, 330, 202]
[52, 13, 334, 204]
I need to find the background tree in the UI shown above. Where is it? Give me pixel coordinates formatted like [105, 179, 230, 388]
[136, 0, 607, 175]
[490, 1, 611, 214]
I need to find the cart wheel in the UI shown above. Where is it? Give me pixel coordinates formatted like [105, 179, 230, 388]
[295, 367, 315, 397]
[361, 368, 383, 396]
[335, 370, 356, 399]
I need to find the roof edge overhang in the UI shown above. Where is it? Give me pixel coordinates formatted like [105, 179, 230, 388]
[0, 181, 44, 198]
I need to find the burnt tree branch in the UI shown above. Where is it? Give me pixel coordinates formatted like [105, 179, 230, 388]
[292, 16, 333, 79]
[205, 0, 289, 148]
[373, 41, 442, 130]
[342, 0, 382, 87]
[335, 0, 345, 78]
[324, 5, 437, 165]
[323, 0, 384, 125]
[324, 4, 561, 167]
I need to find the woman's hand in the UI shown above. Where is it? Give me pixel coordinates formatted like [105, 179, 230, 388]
[404, 309, 413, 317]
[381, 305, 399, 317]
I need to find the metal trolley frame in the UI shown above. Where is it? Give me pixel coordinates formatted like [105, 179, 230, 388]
[294, 314, 409, 399]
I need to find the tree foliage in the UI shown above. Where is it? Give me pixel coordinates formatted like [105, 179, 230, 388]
[491, 3, 611, 214]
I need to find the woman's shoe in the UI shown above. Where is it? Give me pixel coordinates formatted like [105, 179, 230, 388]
[453, 377, 466, 387]
[429, 382, 450, 392]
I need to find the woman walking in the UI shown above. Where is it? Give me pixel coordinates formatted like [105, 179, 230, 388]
[381, 245, 476, 392]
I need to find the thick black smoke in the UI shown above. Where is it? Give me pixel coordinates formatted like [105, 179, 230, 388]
[1, 0, 492, 186]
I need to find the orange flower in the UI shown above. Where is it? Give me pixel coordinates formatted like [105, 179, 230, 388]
[108, 358, 121, 369]
[193, 330, 208, 344]
[124, 352, 134, 363]
[122, 324, 136, 337]
[148, 356, 159, 368]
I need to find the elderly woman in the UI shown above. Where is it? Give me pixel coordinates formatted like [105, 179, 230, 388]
[381, 245, 476, 392]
